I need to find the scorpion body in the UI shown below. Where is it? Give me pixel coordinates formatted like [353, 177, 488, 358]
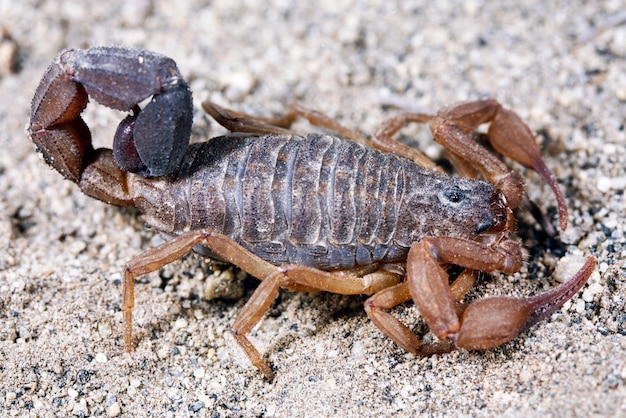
[135, 133, 495, 270]
[28, 46, 595, 379]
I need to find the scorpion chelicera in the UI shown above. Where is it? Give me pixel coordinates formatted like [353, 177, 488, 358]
[28, 46, 595, 379]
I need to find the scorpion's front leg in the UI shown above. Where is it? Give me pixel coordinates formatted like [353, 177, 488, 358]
[122, 229, 402, 379]
[368, 238, 595, 353]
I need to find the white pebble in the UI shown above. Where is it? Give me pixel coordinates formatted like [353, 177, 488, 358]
[553, 255, 588, 283]
[98, 322, 112, 338]
[351, 341, 365, 358]
[174, 318, 189, 329]
[193, 368, 206, 379]
[107, 402, 121, 417]
[582, 283, 603, 302]
[574, 298, 585, 314]
[597, 176, 626, 192]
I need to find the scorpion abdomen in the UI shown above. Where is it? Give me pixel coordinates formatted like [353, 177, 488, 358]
[134, 134, 496, 270]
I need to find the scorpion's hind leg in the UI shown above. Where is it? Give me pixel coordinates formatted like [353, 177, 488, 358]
[202, 101, 297, 136]
[120, 229, 402, 379]
[204, 100, 445, 169]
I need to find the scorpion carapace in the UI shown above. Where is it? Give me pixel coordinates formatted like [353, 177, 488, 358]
[28, 46, 596, 379]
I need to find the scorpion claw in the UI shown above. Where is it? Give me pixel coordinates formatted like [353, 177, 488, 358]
[454, 257, 596, 350]
[432, 100, 569, 230]
[487, 107, 568, 230]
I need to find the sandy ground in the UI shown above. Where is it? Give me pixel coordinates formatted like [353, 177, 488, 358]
[1, 0, 625, 416]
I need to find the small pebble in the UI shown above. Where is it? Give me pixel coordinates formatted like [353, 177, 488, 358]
[0, 29, 17, 76]
[193, 367, 206, 379]
[174, 318, 188, 329]
[582, 283, 604, 302]
[107, 402, 121, 417]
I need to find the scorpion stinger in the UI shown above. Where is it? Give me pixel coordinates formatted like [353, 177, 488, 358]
[29, 46, 193, 182]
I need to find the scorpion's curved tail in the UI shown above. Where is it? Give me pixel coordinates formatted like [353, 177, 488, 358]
[28, 47, 193, 197]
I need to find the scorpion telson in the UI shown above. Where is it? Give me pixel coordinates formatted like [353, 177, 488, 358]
[28, 46, 596, 379]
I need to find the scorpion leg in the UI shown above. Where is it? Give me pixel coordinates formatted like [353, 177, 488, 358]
[364, 282, 455, 355]
[231, 263, 402, 379]
[406, 237, 596, 352]
[121, 228, 402, 378]
[202, 101, 296, 136]
[204, 101, 447, 171]
[364, 268, 477, 355]
[203, 101, 371, 145]
[372, 113, 441, 170]
[370, 100, 567, 229]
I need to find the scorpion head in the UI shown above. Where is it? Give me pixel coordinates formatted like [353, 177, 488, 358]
[406, 174, 505, 242]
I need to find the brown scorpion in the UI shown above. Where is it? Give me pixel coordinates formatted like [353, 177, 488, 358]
[28, 46, 595, 379]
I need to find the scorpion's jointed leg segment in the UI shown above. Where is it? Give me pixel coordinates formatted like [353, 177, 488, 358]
[373, 113, 440, 170]
[122, 228, 402, 378]
[232, 264, 402, 379]
[204, 101, 381, 148]
[364, 283, 456, 355]
[364, 268, 478, 355]
[367, 240, 595, 354]
[202, 101, 296, 136]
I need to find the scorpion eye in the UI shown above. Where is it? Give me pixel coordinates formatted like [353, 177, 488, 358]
[441, 185, 467, 205]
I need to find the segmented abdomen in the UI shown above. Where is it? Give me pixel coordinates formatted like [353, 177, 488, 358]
[136, 133, 494, 270]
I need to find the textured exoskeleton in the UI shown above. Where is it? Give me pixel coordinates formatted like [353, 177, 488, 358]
[28, 46, 595, 379]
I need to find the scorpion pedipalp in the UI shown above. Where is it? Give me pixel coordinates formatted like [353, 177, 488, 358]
[428, 99, 568, 230]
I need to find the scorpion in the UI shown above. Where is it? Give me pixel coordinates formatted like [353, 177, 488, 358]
[28, 46, 595, 379]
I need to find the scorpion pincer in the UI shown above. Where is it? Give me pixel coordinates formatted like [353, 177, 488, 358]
[28, 46, 596, 379]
